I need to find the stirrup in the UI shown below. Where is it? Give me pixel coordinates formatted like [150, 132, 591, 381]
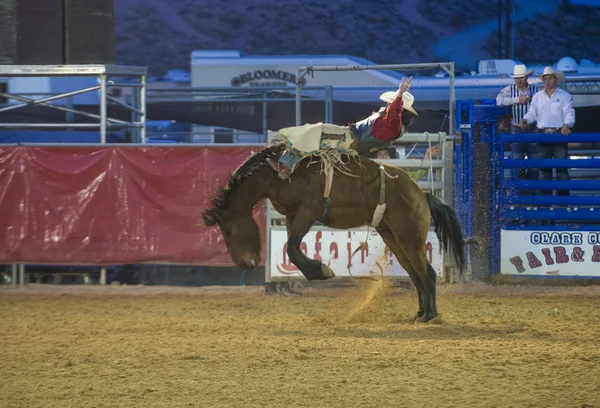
[266, 158, 291, 180]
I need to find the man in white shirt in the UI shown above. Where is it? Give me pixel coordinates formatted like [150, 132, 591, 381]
[496, 64, 537, 185]
[519, 67, 575, 196]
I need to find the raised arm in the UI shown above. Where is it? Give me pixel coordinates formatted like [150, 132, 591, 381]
[373, 77, 412, 141]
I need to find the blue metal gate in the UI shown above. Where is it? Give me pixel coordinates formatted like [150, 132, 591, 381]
[455, 99, 600, 279]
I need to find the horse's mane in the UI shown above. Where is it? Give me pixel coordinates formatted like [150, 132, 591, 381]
[203, 142, 284, 224]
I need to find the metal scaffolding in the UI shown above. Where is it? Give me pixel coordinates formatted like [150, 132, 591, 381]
[295, 62, 456, 141]
[0, 64, 147, 143]
[563, 75, 600, 93]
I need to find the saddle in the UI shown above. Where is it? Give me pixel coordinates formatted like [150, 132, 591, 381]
[275, 122, 357, 156]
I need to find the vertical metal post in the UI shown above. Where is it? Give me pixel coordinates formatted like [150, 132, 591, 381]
[264, 200, 272, 284]
[265, 130, 274, 283]
[99, 74, 107, 144]
[497, 0, 503, 58]
[66, 96, 74, 124]
[11, 264, 17, 287]
[326, 86, 333, 123]
[490, 123, 503, 275]
[295, 68, 302, 126]
[511, 0, 516, 60]
[472, 141, 492, 281]
[140, 75, 147, 144]
[131, 87, 140, 143]
[18, 264, 25, 286]
[262, 92, 268, 142]
[442, 133, 454, 205]
[100, 267, 107, 285]
[326, 86, 330, 123]
[505, 0, 512, 59]
[442, 132, 458, 282]
[449, 62, 455, 139]
[490, 130, 500, 274]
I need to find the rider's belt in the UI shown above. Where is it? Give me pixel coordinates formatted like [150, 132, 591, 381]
[539, 127, 562, 134]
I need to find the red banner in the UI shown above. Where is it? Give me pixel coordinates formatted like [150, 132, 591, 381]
[0, 145, 265, 265]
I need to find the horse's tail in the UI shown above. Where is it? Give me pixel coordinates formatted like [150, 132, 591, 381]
[425, 192, 465, 274]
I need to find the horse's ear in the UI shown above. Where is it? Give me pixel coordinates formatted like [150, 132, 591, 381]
[202, 209, 220, 227]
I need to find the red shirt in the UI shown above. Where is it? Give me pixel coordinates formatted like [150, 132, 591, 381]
[372, 96, 405, 141]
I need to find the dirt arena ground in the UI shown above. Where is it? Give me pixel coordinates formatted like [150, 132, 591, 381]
[1, 281, 600, 408]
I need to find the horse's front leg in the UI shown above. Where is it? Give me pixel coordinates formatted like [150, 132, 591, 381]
[286, 208, 335, 280]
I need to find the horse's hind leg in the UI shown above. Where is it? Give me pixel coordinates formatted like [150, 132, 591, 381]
[377, 228, 426, 319]
[401, 248, 438, 322]
[426, 261, 438, 318]
[286, 207, 335, 281]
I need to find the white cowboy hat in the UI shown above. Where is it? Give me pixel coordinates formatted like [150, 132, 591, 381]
[538, 66, 564, 82]
[509, 64, 534, 78]
[379, 90, 418, 115]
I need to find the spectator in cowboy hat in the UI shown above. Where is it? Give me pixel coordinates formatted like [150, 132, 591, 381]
[496, 64, 538, 189]
[519, 66, 575, 196]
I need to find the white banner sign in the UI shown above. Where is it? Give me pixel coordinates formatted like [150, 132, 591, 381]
[268, 227, 443, 279]
[501, 229, 600, 277]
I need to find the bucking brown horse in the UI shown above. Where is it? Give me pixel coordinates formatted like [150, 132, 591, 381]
[202, 143, 465, 322]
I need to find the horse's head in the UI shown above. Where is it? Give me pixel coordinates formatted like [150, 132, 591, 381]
[202, 144, 285, 270]
[203, 209, 261, 271]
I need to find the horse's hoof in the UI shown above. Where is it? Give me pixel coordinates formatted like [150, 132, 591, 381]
[419, 312, 438, 323]
[320, 264, 336, 280]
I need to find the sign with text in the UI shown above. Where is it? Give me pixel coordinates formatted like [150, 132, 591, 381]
[230, 70, 307, 87]
[268, 227, 443, 279]
[501, 230, 600, 277]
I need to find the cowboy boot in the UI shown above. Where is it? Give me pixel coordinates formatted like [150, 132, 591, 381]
[266, 158, 291, 180]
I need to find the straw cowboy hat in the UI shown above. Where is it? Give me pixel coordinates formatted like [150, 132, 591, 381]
[379, 90, 418, 115]
[509, 64, 534, 78]
[538, 66, 564, 82]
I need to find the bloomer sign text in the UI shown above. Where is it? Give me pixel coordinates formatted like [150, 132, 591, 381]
[231, 70, 307, 87]
[501, 230, 600, 277]
[268, 227, 443, 279]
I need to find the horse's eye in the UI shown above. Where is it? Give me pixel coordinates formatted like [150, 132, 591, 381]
[222, 224, 236, 237]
